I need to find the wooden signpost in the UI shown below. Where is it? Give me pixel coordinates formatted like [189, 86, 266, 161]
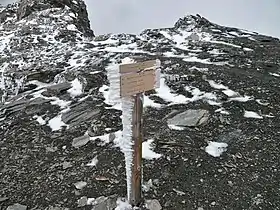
[119, 59, 159, 206]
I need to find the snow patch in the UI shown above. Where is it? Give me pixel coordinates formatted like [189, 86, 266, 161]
[244, 110, 263, 119]
[120, 96, 134, 201]
[156, 77, 188, 104]
[215, 108, 230, 115]
[168, 124, 185, 130]
[142, 139, 162, 160]
[208, 80, 228, 89]
[115, 198, 132, 210]
[67, 24, 77, 31]
[222, 89, 238, 97]
[86, 156, 98, 167]
[48, 114, 67, 131]
[269, 72, 280, 77]
[67, 78, 83, 97]
[205, 141, 228, 157]
[33, 115, 46, 125]
[143, 95, 161, 108]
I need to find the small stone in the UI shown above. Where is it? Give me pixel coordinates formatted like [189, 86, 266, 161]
[62, 161, 72, 169]
[72, 135, 90, 148]
[46, 146, 58, 152]
[74, 190, 81, 196]
[228, 181, 233, 186]
[211, 201, 216, 205]
[145, 199, 162, 210]
[77, 196, 88, 207]
[108, 133, 115, 142]
[74, 181, 87, 190]
[6, 203, 27, 210]
[91, 195, 118, 210]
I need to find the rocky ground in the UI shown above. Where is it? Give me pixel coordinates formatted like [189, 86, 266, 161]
[1, 0, 280, 210]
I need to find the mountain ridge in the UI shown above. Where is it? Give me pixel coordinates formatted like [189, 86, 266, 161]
[0, 0, 280, 209]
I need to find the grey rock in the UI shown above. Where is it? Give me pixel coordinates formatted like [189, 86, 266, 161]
[167, 109, 209, 127]
[145, 199, 162, 210]
[90, 195, 118, 210]
[108, 132, 115, 143]
[61, 102, 100, 126]
[62, 161, 72, 169]
[0, 197, 8, 202]
[216, 129, 242, 144]
[74, 181, 87, 190]
[72, 134, 90, 148]
[187, 32, 200, 41]
[6, 203, 27, 210]
[47, 207, 70, 210]
[46, 146, 58, 152]
[77, 196, 88, 207]
[43, 82, 72, 97]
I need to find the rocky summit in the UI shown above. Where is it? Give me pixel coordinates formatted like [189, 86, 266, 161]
[0, 0, 280, 209]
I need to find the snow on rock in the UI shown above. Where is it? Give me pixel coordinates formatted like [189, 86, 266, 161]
[120, 96, 134, 201]
[208, 80, 228, 90]
[115, 198, 132, 210]
[185, 86, 217, 102]
[244, 110, 263, 119]
[205, 141, 228, 157]
[142, 139, 162, 160]
[48, 114, 67, 131]
[269, 72, 280, 77]
[215, 108, 230, 115]
[222, 89, 238, 97]
[86, 156, 98, 167]
[67, 24, 77, 31]
[33, 115, 46, 125]
[144, 96, 161, 109]
[156, 77, 189, 104]
[67, 78, 83, 97]
[168, 124, 185, 130]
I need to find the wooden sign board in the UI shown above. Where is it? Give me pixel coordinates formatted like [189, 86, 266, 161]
[120, 69, 156, 97]
[119, 60, 157, 74]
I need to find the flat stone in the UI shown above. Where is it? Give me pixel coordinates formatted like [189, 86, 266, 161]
[72, 134, 90, 148]
[77, 196, 88, 207]
[6, 203, 27, 210]
[145, 199, 162, 210]
[0, 197, 8, 202]
[90, 195, 118, 210]
[74, 181, 87, 190]
[62, 161, 72, 169]
[61, 103, 100, 125]
[167, 109, 209, 127]
[47, 207, 70, 210]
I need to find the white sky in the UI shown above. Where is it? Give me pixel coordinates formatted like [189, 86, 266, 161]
[1, 0, 279, 38]
[84, 0, 280, 38]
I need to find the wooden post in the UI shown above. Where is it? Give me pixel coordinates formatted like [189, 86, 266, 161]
[130, 92, 143, 206]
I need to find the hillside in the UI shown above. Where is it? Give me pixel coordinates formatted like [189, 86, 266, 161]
[0, 0, 280, 209]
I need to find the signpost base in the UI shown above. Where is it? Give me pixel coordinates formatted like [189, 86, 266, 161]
[130, 93, 143, 206]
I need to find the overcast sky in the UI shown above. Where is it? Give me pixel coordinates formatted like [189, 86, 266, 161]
[1, 0, 279, 38]
[84, 0, 280, 38]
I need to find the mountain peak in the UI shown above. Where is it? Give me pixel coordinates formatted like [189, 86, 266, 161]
[174, 14, 213, 30]
[5, 0, 94, 37]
